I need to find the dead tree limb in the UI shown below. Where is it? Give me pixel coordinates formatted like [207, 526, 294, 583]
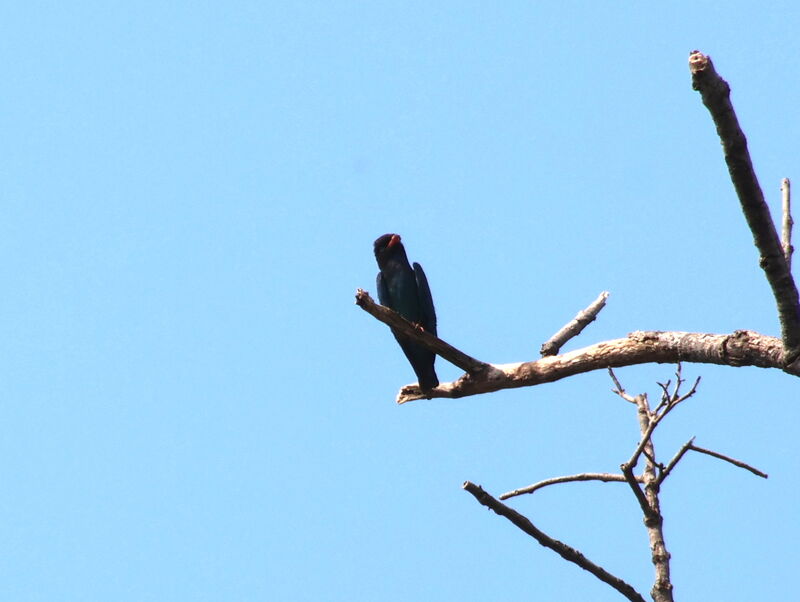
[625, 392, 673, 602]
[657, 438, 695, 486]
[499, 472, 636, 500]
[473, 369, 767, 601]
[357, 288, 795, 403]
[690, 50, 800, 367]
[355, 289, 492, 376]
[540, 291, 609, 356]
[369, 324, 792, 403]
[462, 481, 647, 602]
[687, 443, 768, 479]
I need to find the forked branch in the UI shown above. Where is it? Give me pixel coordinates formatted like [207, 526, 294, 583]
[690, 51, 800, 366]
[354, 301, 796, 402]
[463, 481, 646, 602]
[469, 368, 767, 602]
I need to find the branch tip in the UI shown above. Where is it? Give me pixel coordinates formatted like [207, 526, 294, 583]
[540, 291, 610, 356]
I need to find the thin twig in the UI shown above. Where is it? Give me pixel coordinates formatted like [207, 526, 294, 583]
[500, 472, 636, 500]
[690, 50, 800, 366]
[463, 481, 647, 602]
[689, 444, 768, 478]
[540, 291, 610, 356]
[672, 363, 684, 399]
[654, 381, 672, 413]
[608, 368, 637, 403]
[657, 437, 696, 486]
[782, 178, 793, 271]
[658, 376, 701, 422]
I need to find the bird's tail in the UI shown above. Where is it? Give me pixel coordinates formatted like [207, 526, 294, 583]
[416, 365, 439, 391]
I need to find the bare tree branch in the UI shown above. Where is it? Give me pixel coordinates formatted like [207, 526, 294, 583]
[782, 178, 793, 271]
[657, 437, 695, 486]
[628, 394, 674, 602]
[688, 443, 768, 479]
[499, 472, 636, 500]
[609, 368, 637, 403]
[355, 289, 492, 376]
[690, 50, 800, 367]
[540, 291, 609, 356]
[621, 395, 657, 519]
[657, 437, 768, 484]
[462, 481, 647, 602]
[390, 329, 793, 404]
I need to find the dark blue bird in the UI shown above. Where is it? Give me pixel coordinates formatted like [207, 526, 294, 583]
[373, 233, 439, 390]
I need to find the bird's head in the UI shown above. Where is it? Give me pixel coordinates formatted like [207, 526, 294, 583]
[373, 233, 403, 265]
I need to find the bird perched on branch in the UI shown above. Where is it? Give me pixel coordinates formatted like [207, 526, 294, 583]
[373, 233, 439, 390]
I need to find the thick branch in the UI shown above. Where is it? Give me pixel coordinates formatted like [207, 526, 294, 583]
[500, 472, 635, 500]
[392, 329, 793, 403]
[355, 289, 491, 374]
[540, 291, 609, 356]
[690, 50, 800, 366]
[463, 481, 646, 602]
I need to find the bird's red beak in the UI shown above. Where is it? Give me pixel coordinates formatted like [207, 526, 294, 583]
[388, 234, 401, 247]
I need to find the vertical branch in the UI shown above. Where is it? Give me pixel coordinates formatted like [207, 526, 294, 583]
[782, 178, 793, 271]
[629, 395, 674, 602]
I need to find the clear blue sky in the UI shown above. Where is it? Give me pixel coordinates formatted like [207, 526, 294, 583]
[2, 2, 798, 601]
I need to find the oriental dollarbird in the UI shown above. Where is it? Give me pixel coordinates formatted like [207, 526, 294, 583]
[373, 233, 439, 390]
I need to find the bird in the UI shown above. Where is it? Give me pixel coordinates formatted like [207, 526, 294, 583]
[373, 233, 439, 390]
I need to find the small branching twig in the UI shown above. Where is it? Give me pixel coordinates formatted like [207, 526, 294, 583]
[540, 291, 609, 356]
[617, 367, 699, 512]
[659, 376, 701, 423]
[499, 472, 637, 500]
[463, 481, 647, 602]
[608, 368, 637, 403]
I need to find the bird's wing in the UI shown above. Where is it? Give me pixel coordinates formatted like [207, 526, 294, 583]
[376, 272, 391, 307]
[413, 262, 437, 336]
